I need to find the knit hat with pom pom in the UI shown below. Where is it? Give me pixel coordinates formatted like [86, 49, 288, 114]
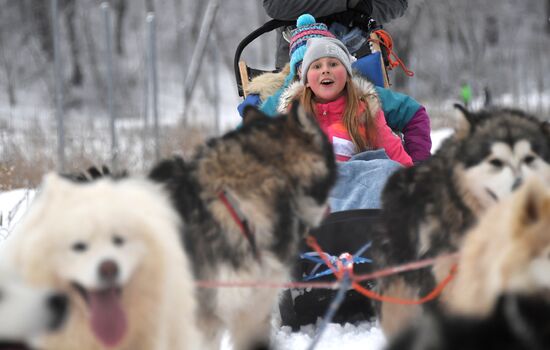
[288, 14, 335, 76]
[260, 14, 335, 116]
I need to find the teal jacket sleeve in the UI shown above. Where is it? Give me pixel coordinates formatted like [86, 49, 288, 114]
[375, 86, 421, 131]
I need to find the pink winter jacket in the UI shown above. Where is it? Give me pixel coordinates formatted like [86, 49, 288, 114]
[313, 95, 413, 166]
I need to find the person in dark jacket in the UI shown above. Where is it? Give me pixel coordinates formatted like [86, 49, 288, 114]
[263, 0, 408, 68]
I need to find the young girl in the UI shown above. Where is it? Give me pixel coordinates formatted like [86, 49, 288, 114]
[239, 14, 431, 164]
[279, 36, 412, 211]
[280, 36, 412, 165]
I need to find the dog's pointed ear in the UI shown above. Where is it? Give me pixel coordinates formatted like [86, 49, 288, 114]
[512, 177, 550, 232]
[453, 104, 476, 139]
[242, 105, 267, 126]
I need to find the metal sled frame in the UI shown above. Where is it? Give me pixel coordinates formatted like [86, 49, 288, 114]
[234, 18, 390, 98]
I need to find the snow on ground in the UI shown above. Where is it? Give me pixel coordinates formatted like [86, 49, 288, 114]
[218, 321, 386, 349]
[0, 129, 454, 349]
[430, 128, 453, 154]
[272, 323, 387, 350]
[0, 189, 34, 243]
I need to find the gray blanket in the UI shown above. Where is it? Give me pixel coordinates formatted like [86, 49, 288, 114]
[329, 149, 402, 212]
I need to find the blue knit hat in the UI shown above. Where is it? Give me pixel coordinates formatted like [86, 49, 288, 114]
[260, 14, 335, 116]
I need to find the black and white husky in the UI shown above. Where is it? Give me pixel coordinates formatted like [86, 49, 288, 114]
[375, 106, 550, 337]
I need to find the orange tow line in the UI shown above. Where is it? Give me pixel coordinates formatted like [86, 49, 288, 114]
[305, 235, 457, 305]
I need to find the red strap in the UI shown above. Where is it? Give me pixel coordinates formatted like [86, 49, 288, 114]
[218, 191, 260, 260]
[218, 192, 248, 235]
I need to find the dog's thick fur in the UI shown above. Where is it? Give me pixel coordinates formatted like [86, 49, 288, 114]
[375, 107, 550, 337]
[0, 266, 67, 349]
[387, 293, 550, 350]
[4, 175, 201, 350]
[443, 177, 550, 316]
[149, 104, 337, 350]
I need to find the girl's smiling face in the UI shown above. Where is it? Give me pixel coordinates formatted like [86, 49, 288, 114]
[305, 57, 348, 103]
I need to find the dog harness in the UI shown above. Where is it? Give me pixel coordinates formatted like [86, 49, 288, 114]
[217, 190, 261, 261]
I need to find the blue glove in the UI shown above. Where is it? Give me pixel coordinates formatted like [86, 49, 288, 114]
[237, 94, 262, 117]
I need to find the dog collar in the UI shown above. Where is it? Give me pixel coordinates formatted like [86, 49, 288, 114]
[217, 190, 261, 261]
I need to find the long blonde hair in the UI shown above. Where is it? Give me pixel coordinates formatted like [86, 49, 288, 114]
[300, 76, 378, 151]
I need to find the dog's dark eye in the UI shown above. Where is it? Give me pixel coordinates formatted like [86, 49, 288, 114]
[524, 155, 536, 165]
[112, 235, 125, 247]
[72, 242, 88, 252]
[489, 159, 504, 168]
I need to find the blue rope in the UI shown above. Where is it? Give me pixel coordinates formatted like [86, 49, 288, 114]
[300, 241, 373, 281]
[306, 263, 352, 350]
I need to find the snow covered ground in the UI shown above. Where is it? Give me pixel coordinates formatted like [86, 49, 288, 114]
[0, 129, 453, 349]
[270, 322, 387, 350]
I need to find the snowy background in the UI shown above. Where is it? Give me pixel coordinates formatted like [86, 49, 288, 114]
[1, 0, 549, 189]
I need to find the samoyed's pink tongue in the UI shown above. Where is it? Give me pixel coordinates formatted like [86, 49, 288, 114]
[89, 288, 127, 347]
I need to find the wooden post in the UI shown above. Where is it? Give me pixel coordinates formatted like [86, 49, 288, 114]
[238, 61, 250, 97]
[369, 32, 390, 88]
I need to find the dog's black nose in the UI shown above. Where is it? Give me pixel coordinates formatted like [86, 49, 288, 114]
[98, 259, 119, 282]
[48, 293, 68, 330]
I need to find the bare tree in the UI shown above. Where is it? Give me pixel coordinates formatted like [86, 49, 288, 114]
[113, 0, 127, 55]
[190, 1, 207, 40]
[0, 27, 17, 106]
[145, 0, 154, 13]
[63, 0, 83, 86]
[81, 11, 105, 101]
[31, 0, 53, 60]
[484, 15, 498, 46]
[388, 0, 425, 89]
[173, 0, 184, 58]
[255, 1, 270, 66]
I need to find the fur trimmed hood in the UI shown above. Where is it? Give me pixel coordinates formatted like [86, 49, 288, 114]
[277, 75, 381, 119]
[245, 64, 291, 101]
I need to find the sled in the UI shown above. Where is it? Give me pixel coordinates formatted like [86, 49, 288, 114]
[234, 17, 399, 329]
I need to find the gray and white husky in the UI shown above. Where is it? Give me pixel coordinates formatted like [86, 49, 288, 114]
[149, 103, 337, 350]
